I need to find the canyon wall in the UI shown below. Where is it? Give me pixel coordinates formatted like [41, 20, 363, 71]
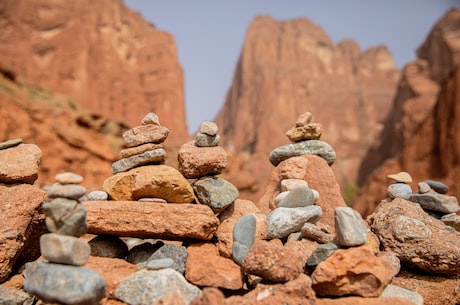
[216, 16, 400, 202]
[354, 9, 460, 216]
[0, 0, 188, 144]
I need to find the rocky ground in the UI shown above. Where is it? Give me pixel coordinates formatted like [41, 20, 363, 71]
[1, 112, 460, 305]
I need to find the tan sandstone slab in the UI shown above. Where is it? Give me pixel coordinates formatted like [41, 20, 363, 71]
[103, 165, 195, 203]
[83, 201, 219, 240]
[0, 144, 42, 184]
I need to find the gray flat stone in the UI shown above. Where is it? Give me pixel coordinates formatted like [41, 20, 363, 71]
[277, 185, 315, 208]
[269, 140, 336, 166]
[147, 244, 187, 274]
[47, 183, 87, 200]
[280, 179, 308, 191]
[0, 138, 23, 150]
[381, 284, 424, 305]
[334, 207, 368, 246]
[42, 198, 88, 237]
[424, 179, 449, 194]
[24, 262, 105, 305]
[145, 258, 175, 270]
[86, 190, 108, 201]
[40, 233, 90, 266]
[387, 183, 412, 200]
[112, 148, 166, 174]
[267, 205, 322, 239]
[115, 269, 201, 305]
[410, 192, 460, 214]
[55, 172, 83, 184]
[306, 243, 338, 273]
[232, 213, 256, 265]
[193, 176, 239, 213]
[194, 133, 220, 147]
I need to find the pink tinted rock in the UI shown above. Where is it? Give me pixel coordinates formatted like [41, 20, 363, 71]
[0, 144, 42, 184]
[258, 155, 347, 230]
[185, 243, 243, 290]
[84, 201, 219, 240]
[122, 124, 169, 147]
[242, 240, 305, 283]
[286, 123, 323, 142]
[177, 141, 227, 179]
[225, 274, 316, 305]
[311, 246, 393, 297]
[216, 199, 267, 258]
[295, 111, 313, 127]
[0, 184, 47, 282]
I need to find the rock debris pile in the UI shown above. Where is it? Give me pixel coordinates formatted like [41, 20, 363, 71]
[0, 112, 459, 305]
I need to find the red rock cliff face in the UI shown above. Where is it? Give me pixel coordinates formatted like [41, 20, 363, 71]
[0, 0, 188, 144]
[0, 71, 125, 189]
[216, 16, 400, 202]
[357, 9, 460, 186]
[354, 9, 460, 216]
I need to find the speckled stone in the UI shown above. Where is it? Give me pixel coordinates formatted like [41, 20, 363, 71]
[387, 183, 412, 200]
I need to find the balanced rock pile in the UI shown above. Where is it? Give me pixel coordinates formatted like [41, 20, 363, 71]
[2, 112, 460, 305]
[102, 113, 195, 203]
[24, 172, 106, 304]
[269, 111, 336, 166]
[178, 121, 239, 213]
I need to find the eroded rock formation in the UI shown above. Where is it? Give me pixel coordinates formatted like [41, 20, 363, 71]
[354, 9, 460, 216]
[216, 16, 400, 202]
[0, 0, 188, 144]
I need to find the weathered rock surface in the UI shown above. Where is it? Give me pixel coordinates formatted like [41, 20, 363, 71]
[216, 15, 400, 202]
[258, 155, 347, 229]
[0, 144, 42, 184]
[0, 184, 47, 282]
[178, 141, 227, 179]
[185, 243, 243, 290]
[311, 246, 393, 297]
[24, 262, 106, 305]
[242, 239, 306, 283]
[368, 198, 460, 275]
[0, 0, 188, 144]
[224, 274, 316, 305]
[103, 165, 194, 203]
[115, 269, 201, 305]
[84, 200, 219, 240]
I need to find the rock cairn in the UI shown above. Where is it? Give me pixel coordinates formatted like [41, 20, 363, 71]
[23, 172, 106, 305]
[102, 112, 195, 202]
[269, 111, 336, 166]
[178, 121, 239, 213]
[2, 112, 460, 304]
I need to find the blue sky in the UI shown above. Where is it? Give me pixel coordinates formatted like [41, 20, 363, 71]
[124, 1, 459, 133]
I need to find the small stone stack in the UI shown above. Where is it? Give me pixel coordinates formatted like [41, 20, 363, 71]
[178, 121, 239, 213]
[269, 112, 336, 166]
[112, 112, 168, 174]
[24, 171, 106, 304]
[387, 171, 413, 200]
[102, 113, 195, 202]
